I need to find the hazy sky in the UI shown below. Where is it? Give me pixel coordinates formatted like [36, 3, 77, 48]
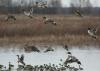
[62, 0, 100, 7]
[12, 0, 100, 7]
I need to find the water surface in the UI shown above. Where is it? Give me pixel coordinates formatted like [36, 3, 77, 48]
[0, 45, 100, 71]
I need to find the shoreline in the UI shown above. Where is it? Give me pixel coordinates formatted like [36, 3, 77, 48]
[0, 35, 99, 47]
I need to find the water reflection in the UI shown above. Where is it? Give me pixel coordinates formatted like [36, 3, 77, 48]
[0, 45, 100, 71]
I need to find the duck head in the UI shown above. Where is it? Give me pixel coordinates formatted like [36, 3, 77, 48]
[88, 27, 91, 30]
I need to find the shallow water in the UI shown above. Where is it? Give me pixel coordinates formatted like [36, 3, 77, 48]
[0, 45, 100, 71]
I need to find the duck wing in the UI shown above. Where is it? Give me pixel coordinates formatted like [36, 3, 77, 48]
[91, 28, 97, 35]
[24, 11, 30, 16]
[31, 46, 40, 52]
[74, 10, 82, 17]
[20, 54, 24, 61]
[44, 47, 54, 52]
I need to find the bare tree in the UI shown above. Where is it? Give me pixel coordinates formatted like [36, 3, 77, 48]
[49, 0, 61, 7]
[70, 0, 92, 8]
[85, 0, 92, 14]
[0, 0, 12, 7]
[70, 0, 92, 15]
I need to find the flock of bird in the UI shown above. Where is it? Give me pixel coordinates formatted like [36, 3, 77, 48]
[0, 45, 83, 71]
[24, 44, 54, 53]
[5, 11, 97, 39]
[63, 45, 83, 70]
[0, 1, 98, 71]
[4, 2, 97, 39]
[5, 1, 47, 20]
[3, 2, 99, 40]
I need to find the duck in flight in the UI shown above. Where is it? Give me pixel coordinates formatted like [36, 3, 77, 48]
[5, 15, 16, 21]
[24, 45, 40, 53]
[88, 27, 97, 39]
[43, 16, 57, 25]
[74, 10, 83, 17]
[16, 54, 26, 66]
[44, 47, 54, 53]
[23, 8, 33, 18]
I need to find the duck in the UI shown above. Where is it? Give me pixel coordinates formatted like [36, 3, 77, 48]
[63, 45, 69, 51]
[16, 54, 26, 66]
[44, 47, 54, 53]
[5, 15, 16, 21]
[0, 65, 3, 70]
[24, 45, 40, 53]
[88, 27, 97, 39]
[43, 16, 56, 25]
[23, 8, 33, 18]
[74, 10, 83, 17]
[8, 62, 14, 71]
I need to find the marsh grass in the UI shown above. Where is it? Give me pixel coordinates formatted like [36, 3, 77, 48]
[0, 14, 100, 45]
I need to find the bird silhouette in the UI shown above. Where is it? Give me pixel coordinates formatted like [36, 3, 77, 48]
[8, 62, 14, 71]
[44, 47, 54, 53]
[77, 61, 83, 70]
[63, 45, 72, 55]
[60, 59, 63, 62]
[40, 1, 48, 8]
[67, 52, 71, 55]
[63, 45, 69, 51]
[23, 8, 33, 19]
[64, 54, 82, 69]
[43, 16, 56, 25]
[16, 54, 26, 66]
[5, 15, 16, 21]
[88, 27, 97, 39]
[24, 45, 40, 53]
[0, 65, 3, 70]
[74, 10, 83, 17]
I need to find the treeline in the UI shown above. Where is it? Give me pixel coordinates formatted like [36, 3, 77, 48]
[0, 6, 100, 16]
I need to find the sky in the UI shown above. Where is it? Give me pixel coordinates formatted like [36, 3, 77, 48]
[12, 0, 100, 7]
[61, 0, 100, 7]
